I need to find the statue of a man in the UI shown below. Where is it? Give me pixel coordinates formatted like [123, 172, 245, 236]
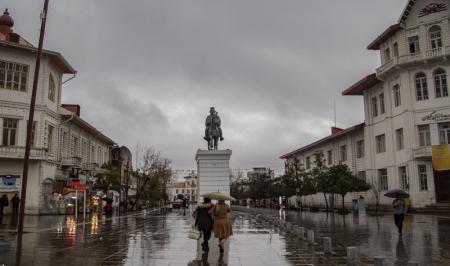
[204, 107, 224, 141]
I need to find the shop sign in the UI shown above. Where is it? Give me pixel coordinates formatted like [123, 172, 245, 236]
[422, 111, 450, 122]
[1, 175, 19, 186]
[432, 144, 450, 171]
[419, 3, 447, 17]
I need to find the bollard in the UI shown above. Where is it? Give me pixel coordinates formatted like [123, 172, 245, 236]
[407, 262, 419, 266]
[307, 230, 315, 243]
[323, 237, 332, 254]
[374, 256, 385, 266]
[346, 247, 359, 266]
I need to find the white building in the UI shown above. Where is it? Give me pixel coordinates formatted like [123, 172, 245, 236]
[343, 0, 450, 208]
[281, 125, 366, 208]
[282, 0, 450, 209]
[184, 172, 198, 203]
[0, 9, 115, 214]
[167, 181, 186, 202]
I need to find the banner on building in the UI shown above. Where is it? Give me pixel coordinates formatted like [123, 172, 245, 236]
[432, 145, 450, 171]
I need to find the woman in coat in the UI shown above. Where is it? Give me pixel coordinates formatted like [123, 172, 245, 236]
[194, 198, 214, 252]
[211, 200, 233, 253]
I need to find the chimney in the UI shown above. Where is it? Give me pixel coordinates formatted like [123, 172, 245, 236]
[62, 104, 81, 117]
[0, 9, 14, 36]
[331, 127, 344, 135]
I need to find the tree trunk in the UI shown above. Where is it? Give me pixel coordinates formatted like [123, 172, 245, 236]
[323, 192, 329, 212]
[341, 194, 345, 212]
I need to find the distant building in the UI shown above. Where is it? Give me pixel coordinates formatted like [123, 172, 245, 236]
[167, 181, 186, 202]
[111, 146, 133, 202]
[281, 124, 365, 208]
[247, 167, 274, 182]
[184, 171, 198, 202]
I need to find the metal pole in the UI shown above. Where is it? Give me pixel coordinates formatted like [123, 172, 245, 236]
[75, 189, 78, 220]
[18, 0, 50, 235]
[83, 190, 86, 220]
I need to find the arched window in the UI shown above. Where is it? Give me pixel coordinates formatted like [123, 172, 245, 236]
[429, 25, 442, 50]
[434, 69, 448, 98]
[48, 74, 55, 102]
[415, 73, 429, 101]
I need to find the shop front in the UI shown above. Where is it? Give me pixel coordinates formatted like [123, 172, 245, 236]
[432, 144, 450, 202]
[0, 175, 20, 214]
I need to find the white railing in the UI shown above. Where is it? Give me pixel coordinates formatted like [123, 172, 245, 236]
[61, 156, 82, 167]
[377, 46, 450, 76]
[0, 146, 47, 160]
[413, 146, 432, 158]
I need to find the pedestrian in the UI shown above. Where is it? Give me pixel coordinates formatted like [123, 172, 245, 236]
[393, 196, 406, 235]
[0, 194, 9, 216]
[211, 200, 233, 253]
[11, 193, 20, 216]
[193, 197, 214, 252]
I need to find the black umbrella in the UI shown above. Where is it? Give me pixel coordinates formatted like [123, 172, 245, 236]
[384, 189, 409, 199]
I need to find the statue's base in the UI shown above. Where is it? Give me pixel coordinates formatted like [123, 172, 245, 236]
[195, 149, 232, 202]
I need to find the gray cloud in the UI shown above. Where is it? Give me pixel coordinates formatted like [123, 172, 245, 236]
[4, 0, 407, 174]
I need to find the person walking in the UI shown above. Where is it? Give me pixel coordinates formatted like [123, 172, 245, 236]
[193, 197, 214, 252]
[0, 194, 9, 217]
[11, 193, 20, 216]
[393, 196, 406, 235]
[211, 200, 233, 253]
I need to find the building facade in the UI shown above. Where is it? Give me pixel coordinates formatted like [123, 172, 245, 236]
[281, 125, 366, 208]
[282, 0, 450, 209]
[0, 9, 115, 214]
[343, 0, 450, 207]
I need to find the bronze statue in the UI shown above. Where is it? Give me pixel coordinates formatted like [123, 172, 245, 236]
[204, 107, 224, 150]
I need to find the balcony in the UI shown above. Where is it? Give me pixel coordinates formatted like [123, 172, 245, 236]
[376, 46, 450, 77]
[83, 162, 100, 172]
[0, 146, 47, 160]
[61, 156, 82, 168]
[413, 146, 432, 159]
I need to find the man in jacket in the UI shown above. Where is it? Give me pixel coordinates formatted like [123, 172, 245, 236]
[193, 197, 214, 252]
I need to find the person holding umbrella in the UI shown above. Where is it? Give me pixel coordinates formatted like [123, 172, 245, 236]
[202, 192, 235, 254]
[385, 189, 409, 235]
[193, 197, 214, 252]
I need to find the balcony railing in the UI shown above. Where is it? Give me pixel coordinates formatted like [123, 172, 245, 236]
[0, 146, 47, 160]
[413, 146, 432, 159]
[82, 162, 100, 171]
[61, 156, 82, 167]
[376, 46, 450, 77]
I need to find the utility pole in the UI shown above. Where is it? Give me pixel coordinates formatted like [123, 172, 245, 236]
[18, 0, 50, 234]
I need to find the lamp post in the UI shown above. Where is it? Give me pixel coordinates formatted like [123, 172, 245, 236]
[18, 0, 50, 235]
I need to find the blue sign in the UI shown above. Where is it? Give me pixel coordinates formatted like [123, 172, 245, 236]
[1, 175, 19, 186]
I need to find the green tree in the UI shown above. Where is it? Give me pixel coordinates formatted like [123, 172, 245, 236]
[312, 152, 334, 211]
[329, 164, 371, 212]
[93, 162, 121, 194]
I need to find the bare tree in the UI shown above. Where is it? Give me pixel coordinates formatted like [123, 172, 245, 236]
[134, 147, 172, 207]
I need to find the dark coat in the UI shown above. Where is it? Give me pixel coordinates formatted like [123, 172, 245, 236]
[195, 203, 214, 231]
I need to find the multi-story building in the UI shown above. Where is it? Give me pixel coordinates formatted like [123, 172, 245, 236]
[281, 125, 366, 208]
[111, 146, 133, 202]
[184, 171, 198, 202]
[0, 9, 115, 214]
[167, 181, 187, 202]
[343, 0, 450, 208]
[282, 0, 450, 209]
[247, 167, 275, 182]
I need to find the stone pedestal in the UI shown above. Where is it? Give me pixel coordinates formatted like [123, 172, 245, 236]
[196, 149, 232, 202]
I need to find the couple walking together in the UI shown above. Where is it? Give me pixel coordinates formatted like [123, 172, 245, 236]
[194, 198, 233, 254]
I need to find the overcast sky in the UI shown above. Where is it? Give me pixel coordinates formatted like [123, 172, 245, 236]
[4, 0, 407, 175]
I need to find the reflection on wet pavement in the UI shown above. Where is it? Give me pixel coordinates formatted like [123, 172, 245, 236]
[236, 207, 450, 265]
[0, 207, 448, 265]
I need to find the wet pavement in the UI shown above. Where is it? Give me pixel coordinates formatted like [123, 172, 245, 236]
[235, 206, 450, 265]
[0, 207, 448, 265]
